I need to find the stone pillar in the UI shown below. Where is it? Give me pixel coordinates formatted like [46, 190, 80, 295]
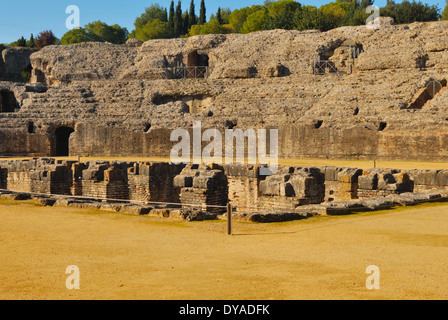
[174, 164, 228, 214]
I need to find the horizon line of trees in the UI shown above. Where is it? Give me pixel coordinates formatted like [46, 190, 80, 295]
[5, 0, 448, 48]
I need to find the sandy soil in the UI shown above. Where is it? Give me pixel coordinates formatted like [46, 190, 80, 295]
[0, 199, 447, 300]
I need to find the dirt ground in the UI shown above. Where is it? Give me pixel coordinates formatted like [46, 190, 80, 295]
[0, 199, 447, 300]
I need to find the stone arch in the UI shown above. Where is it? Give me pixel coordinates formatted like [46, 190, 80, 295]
[187, 50, 209, 68]
[186, 50, 209, 79]
[54, 126, 75, 156]
[0, 89, 19, 112]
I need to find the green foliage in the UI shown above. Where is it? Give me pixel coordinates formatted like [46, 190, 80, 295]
[20, 71, 31, 83]
[85, 21, 128, 44]
[199, 0, 207, 24]
[294, 5, 336, 31]
[380, 0, 440, 24]
[189, 0, 197, 26]
[60, 28, 95, 45]
[216, 7, 223, 24]
[60, 21, 128, 45]
[241, 9, 270, 33]
[443, 0, 448, 20]
[175, 1, 183, 36]
[26, 34, 35, 48]
[135, 4, 168, 29]
[183, 10, 190, 34]
[169, 1, 175, 30]
[135, 19, 173, 41]
[16, 36, 27, 47]
[264, 0, 302, 30]
[188, 19, 231, 36]
[228, 6, 263, 33]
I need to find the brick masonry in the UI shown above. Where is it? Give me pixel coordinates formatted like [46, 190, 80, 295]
[2, 159, 448, 213]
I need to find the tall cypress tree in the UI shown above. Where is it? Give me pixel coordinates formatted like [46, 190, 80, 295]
[174, 0, 183, 36]
[183, 10, 190, 34]
[27, 34, 35, 48]
[199, 0, 206, 25]
[163, 8, 168, 22]
[189, 0, 197, 27]
[169, 1, 175, 31]
[216, 7, 223, 25]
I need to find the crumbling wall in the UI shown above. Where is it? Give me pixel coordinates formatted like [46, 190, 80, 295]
[323, 167, 363, 201]
[407, 169, 448, 192]
[2, 159, 448, 216]
[1, 158, 73, 194]
[174, 164, 228, 214]
[128, 162, 185, 203]
[223, 164, 262, 213]
[258, 166, 325, 211]
[358, 169, 414, 198]
[0, 47, 35, 82]
[81, 162, 129, 200]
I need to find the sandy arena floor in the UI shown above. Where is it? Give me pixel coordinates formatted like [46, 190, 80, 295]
[0, 198, 447, 300]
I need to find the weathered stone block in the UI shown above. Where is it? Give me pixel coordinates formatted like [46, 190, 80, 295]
[173, 175, 193, 188]
[358, 172, 378, 190]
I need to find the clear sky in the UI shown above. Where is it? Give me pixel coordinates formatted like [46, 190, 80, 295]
[0, 0, 445, 44]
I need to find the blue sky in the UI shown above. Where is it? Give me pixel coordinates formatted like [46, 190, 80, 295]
[0, 0, 445, 44]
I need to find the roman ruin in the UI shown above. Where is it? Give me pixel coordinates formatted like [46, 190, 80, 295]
[1, 17, 448, 221]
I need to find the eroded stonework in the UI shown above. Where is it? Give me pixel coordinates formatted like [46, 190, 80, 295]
[1, 18, 448, 160]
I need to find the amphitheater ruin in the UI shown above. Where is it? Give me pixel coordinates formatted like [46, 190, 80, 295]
[2, 17, 448, 222]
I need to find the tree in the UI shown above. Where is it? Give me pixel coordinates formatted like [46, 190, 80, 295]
[220, 8, 232, 24]
[188, 19, 231, 36]
[16, 36, 27, 47]
[189, 0, 197, 26]
[35, 30, 57, 49]
[216, 7, 223, 24]
[135, 4, 168, 28]
[85, 21, 129, 44]
[264, 0, 302, 30]
[183, 10, 190, 34]
[61, 28, 95, 45]
[169, 1, 175, 30]
[380, 0, 440, 24]
[229, 6, 263, 32]
[135, 19, 173, 41]
[27, 34, 35, 48]
[241, 9, 269, 33]
[442, 0, 448, 20]
[199, 0, 206, 24]
[175, 1, 183, 36]
[295, 5, 336, 31]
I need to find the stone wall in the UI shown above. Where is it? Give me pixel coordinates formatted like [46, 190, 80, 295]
[3, 22, 448, 161]
[2, 159, 448, 214]
[128, 162, 185, 203]
[223, 164, 262, 213]
[357, 169, 414, 198]
[174, 164, 228, 214]
[1, 158, 73, 194]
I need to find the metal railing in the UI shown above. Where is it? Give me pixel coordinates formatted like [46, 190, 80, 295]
[156, 66, 212, 80]
[173, 66, 211, 79]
